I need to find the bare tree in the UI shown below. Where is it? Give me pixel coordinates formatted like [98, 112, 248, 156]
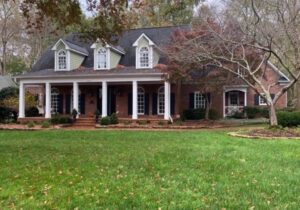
[0, 0, 22, 75]
[165, 0, 300, 126]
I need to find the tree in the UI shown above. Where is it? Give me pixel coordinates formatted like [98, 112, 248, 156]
[0, 0, 23, 75]
[165, 0, 300, 126]
[136, 0, 202, 27]
[6, 56, 29, 75]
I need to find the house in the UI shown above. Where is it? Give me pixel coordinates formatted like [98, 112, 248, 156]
[15, 25, 290, 121]
[0, 76, 16, 91]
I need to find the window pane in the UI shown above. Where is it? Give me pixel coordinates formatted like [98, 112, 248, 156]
[98, 48, 107, 69]
[140, 47, 149, 67]
[194, 93, 206, 109]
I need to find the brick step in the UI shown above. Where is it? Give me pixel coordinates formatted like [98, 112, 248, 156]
[73, 122, 95, 126]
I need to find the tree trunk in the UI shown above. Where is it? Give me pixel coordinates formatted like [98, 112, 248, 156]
[205, 105, 210, 120]
[175, 80, 182, 119]
[296, 82, 300, 110]
[269, 103, 278, 126]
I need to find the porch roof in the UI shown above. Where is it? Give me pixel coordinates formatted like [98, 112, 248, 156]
[15, 67, 164, 80]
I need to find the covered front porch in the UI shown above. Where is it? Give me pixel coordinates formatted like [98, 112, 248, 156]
[18, 77, 174, 121]
[223, 86, 248, 117]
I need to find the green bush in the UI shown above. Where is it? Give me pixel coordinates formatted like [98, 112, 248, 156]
[277, 111, 300, 127]
[0, 107, 13, 123]
[25, 107, 40, 117]
[100, 117, 111, 125]
[27, 122, 35, 128]
[229, 111, 245, 119]
[50, 116, 72, 124]
[41, 121, 51, 128]
[244, 106, 269, 119]
[110, 113, 119, 125]
[182, 108, 220, 120]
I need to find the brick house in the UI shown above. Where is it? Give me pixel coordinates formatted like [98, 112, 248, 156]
[15, 25, 290, 121]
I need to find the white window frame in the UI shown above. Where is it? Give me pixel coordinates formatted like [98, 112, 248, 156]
[259, 93, 267, 105]
[57, 50, 67, 70]
[137, 87, 145, 115]
[194, 92, 206, 109]
[139, 47, 150, 68]
[157, 86, 165, 115]
[136, 46, 153, 69]
[96, 48, 108, 70]
[94, 47, 110, 70]
[51, 88, 60, 114]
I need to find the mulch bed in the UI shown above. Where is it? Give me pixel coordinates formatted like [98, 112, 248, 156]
[229, 128, 300, 140]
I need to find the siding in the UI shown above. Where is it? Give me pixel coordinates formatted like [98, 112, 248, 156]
[70, 52, 85, 70]
[110, 51, 121, 68]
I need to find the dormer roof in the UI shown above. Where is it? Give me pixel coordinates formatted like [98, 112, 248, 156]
[52, 39, 89, 56]
[132, 33, 156, 47]
[90, 40, 125, 55]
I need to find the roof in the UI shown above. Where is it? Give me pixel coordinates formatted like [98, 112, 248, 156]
[0, 76, 16, 90]
[30, 25, 190, 73]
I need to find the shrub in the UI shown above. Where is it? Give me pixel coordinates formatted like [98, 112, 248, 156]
[50, 115, 72, 124]
[110, 113, 119, 125]
[25, 107, 40, 117]
[27, 122, 35, 128]
[229, 111, 245, 119]
[182, 108, 220, 120]
[41, 121, 51, 128]
[277, 111, 300, 127]
[244, 106, 270, 119]
[0, 107, 12, 123]
[100, 117, 111, 125]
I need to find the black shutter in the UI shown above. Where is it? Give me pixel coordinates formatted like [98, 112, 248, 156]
[128, 93, 132, 115]
[58, 94, 64, 114]
[80, 94, 85, 115]
[145, 93, 149, 115]
[65, 94, 71, 114]
[189, 93, 195, 109]
[254, 94, 259, 105]
[271, 94, 275, 100]
[206, 93, 211, 107]
[152, 93, 157, 115]
[171, 93, 175, 115]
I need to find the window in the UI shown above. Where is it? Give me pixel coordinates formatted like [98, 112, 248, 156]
[51, 88, 60, 114]
[139, 47, 149, 68]
[97, 48, 107, 69]
[158, 86, 165, 115]
[259, 94, 267, 105]
[194, 92, 206, 109]
[58, 50, 67, 70]
[228, 92, 239, 106]
[137, 87, 145, 115]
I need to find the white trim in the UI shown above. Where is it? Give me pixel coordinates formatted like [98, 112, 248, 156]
[18, 82, 25, 118]
[132, 80, 138, 119]
[136, 46, 153, 69]
[102, 81, 107, 117]
[137, 87, 145, 115]
[258, 93, 267, 106]
[194, 92, 206, 109]
[267, 61, 290, 82]
[157, 86, 164, 115]
[133, 33, 155, 47]
[56, 49, 70, 71]
[94, 47, 110, 70]
[91, 41, 125, 55]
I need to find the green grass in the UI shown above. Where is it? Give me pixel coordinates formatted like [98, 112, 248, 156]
[0, 130, 299, 209]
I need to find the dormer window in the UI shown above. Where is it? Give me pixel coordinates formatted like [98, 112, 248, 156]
[97, 48, 107, 69]
[140, 47, 149, 68]
[58, 50, 67, 70]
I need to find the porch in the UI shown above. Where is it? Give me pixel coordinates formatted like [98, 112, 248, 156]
[18, 78, 174, 121]
[223, 86, 248, 117]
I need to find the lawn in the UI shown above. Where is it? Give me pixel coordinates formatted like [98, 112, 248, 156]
[0, 130, 299, 209]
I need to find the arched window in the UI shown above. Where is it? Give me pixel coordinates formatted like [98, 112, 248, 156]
[97, 48, 107, 69]
[137, 87, 145, 115]
[58, 50, 67, 70]
[139, 47, 149, 67]
[51, 88, 60, 114]
[157, 86, 164, 115]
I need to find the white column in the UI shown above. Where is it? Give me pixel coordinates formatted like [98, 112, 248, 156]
[102, 81, 107, 117]
[45, 82, 51, 119]
[164, 81, 171, 120]
[244, 90, 247, 107]
[132, 80, 138, 120]
[73, 82, 79, 117]
[18, 82, 25, 118]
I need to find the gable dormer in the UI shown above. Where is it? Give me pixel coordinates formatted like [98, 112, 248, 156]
[52, 39, 88, 71]
[133, 33, 160, 69]
[91, 40, 124, 70]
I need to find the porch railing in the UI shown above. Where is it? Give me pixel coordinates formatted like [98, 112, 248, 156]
[225, 106, 245, 116]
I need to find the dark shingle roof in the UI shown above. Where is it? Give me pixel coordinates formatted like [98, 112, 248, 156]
[0, 76, 16, 90]
[64, 40, 89, 55]
[31, 25, 190, 73]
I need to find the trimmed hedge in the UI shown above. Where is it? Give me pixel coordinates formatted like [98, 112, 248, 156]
[25, 107, 40, 117]
[277, 111, 300, 127]
[100, 113, 119, 125]
[0, 107, 17, 123]
[182, 108, 220, 120]
[100, 117, 111, 125]
[50, 115, 72, 125]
